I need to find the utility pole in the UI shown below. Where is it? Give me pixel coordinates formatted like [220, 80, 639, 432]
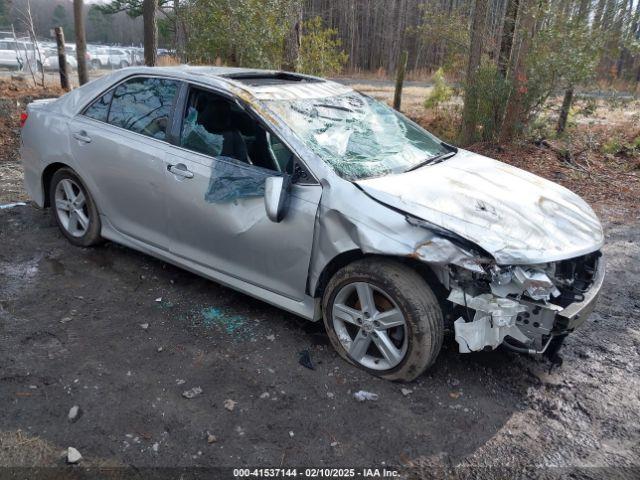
[73, 0, 88, 85]
[54, 27, 70, 91]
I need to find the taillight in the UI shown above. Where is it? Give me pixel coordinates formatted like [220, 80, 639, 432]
[19, 112, 28, 128]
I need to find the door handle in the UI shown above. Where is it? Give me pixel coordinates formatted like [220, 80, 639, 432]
[72, 131, 92, 143]
[167, 163, 194, 179]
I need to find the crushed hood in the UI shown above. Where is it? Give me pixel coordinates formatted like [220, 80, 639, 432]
[356, 149, 604, 265]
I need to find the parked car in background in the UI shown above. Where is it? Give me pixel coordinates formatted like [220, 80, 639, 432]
[0, 38, 36, 70]
[19, 67, 605, 381]
[89, 47, 130, 69]
[124, 48, 143, 66]
[40, 47, 77, 71]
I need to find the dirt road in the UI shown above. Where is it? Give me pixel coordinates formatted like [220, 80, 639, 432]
[1, 203, 639, 477]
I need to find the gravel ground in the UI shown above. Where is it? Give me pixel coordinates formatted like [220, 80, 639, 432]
[1, 204, 639, 478]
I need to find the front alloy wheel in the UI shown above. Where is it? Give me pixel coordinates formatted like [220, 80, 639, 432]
[323, 258, 444, 382]
[332, 282, 408, 370]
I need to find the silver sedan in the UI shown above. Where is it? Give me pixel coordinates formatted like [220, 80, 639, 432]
[20, 67, 605, 381]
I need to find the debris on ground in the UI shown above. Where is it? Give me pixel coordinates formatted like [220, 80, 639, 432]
[139, 323, 149, 330]
[449, 391, 462, 399]
[401, 388, 412, 397]
[176, 379, 186, 385]
[67, 406, 81, 422]
[288, 431, 294, 438]
[206, 433, 217, 444]
[266, 334, 275, 341]
[182, 387, 203, 399]
[66, 447, 82, 464]
[354, 390, 379, 402]
[298, 349, 315, 370]
[155, 297, 162, 302]
[224, 399, 237, 411]
[259, 392, 270, 399]
[151, 442, 159, 452]
[0, 202, 26, 209]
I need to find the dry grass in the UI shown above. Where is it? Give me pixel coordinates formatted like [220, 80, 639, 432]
[157, 55, 181, 67]
[0, 429, 123, 468]
[0, 430, 62, 466]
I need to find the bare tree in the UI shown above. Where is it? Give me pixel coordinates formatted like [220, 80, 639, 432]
[143, 0, 157, 66]
[282, 1, 303, 72]
[498, 0, 519, 77]
[13, 0, 45, 87]
[500, 0, 535, 142]
[73, 0, 89, 85]
[460, 0, 489, 144]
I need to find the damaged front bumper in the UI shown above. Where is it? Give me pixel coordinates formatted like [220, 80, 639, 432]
[449, 254, 605, 354]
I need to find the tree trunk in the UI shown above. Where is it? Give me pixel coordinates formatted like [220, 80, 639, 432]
[498, 0, 519, 77]
[54, 27, 70, 91]
[173, 0, 186, 62]
[282, 1, 302, 72]
[460, 0, 489, 145]
[73, 0, 88, 85]
[500, 0, 534, 142]
[143, 0, 157, 67]
[556, 86, 573, 134]
[393, 50, 408, 111]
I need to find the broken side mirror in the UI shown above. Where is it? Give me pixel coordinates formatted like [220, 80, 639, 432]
[264, 175, 291, 223]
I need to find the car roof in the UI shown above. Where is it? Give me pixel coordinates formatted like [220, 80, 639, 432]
[51, 65, 354, 121]
[116, 66, 354, 101]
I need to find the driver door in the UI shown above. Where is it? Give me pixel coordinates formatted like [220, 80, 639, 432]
[163, 86, 321, 300]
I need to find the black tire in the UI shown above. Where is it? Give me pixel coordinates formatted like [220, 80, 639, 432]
[322, 258, 444, 382]
[49, 168, 102, 247]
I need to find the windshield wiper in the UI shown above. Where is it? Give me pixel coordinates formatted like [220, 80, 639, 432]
[313, 103, 353, 112]
[406, 149, 457, 172]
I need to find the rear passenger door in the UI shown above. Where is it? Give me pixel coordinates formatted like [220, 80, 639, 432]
[68, 76, 181, 249]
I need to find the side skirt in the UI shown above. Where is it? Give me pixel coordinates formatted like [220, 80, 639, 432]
[100, 215, 320, 321]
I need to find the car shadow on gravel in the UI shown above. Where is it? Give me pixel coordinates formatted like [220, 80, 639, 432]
[0, 205, 543, 468]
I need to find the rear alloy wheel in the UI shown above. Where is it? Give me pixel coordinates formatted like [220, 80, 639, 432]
[50, 168, 102, 247]
[322, 258, 444, 382]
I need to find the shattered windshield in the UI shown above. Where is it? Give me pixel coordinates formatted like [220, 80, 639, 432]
[265, 92, 449, 180]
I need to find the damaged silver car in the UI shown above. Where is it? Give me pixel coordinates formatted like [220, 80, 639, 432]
[20, 67, 605, 381]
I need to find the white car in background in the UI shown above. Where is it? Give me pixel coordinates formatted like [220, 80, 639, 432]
[40, 47, 77, 71]
[0, 39, 36, 70]
[89, 47, 131, 69]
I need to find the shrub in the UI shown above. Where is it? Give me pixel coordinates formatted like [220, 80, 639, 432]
[297, 17, 348, 77]
[423, 68, 453, 110]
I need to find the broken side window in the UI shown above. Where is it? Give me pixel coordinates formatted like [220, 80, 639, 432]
[179, 87, 296, 176]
